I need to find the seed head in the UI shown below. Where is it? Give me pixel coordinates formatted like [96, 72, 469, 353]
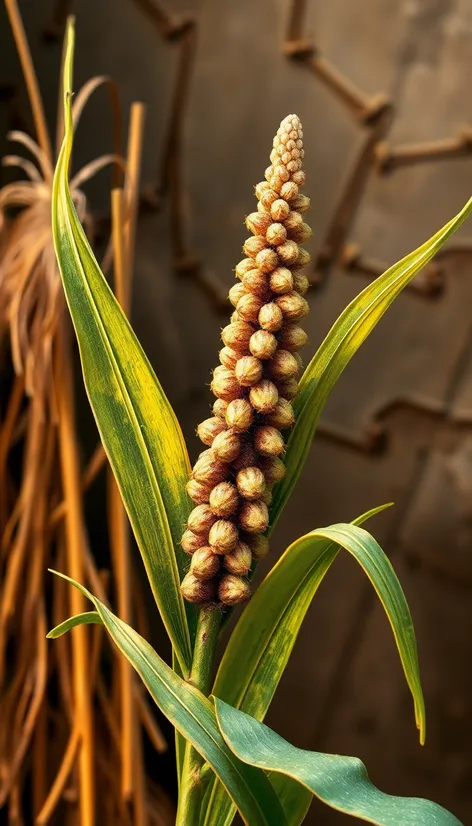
[181, 113, 311, 605]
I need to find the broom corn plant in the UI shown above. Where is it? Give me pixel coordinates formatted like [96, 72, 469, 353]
[49, 19, 470, 826]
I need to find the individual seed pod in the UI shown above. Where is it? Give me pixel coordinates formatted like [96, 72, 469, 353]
[269, 266, 293, 294]
[235, 356, 263, 387]
[212, 429, 242, 463]
[255, 247, 279, 273]
[236, 466, 266, 500]
[224, 542, 252, 576]
[268, 349, 300, 381]
[225, 398, 254, 432]
[229, 282, 247, 307]
[245, 533, 270, 560]
[190, 546, 220, 580]
[259, 455, 286, 484]
[292, 169, 306, 186]
[197, 416, 227, 446]
[264, 165, 274, 183]
[221, 321, 254, 351]
[296, 247, 311, 267]
[209, 520, 239, 554]
[192, 450, 229, 486]
[245, 212, 271, 236]
[263, 487, 273, 506]
[219, 346, 239, 369]
[249, 329, 278, 360]
[290, 222, 312, 244]
[186, 477, 213, 505]
[249, 379, 279, 414]
[255, 180, 270, 199]
[181, 572, 216, 603]
[277, 324, 308, 351]
[218, 575, 251, 606]
[277, 377, 299, 400]
[209, 481, 239, 517]
[277, 240, 299, 265]
[239, 499, 269, 534]
[270, 198, 290, 221]
[291, 193, 310, 212]
[276, 292, 309, 322]
[213, 398, 228, 419]
[211, 366, 241, 401]
[235, 257, 255, 279]
[258, 302, 284, 332]
[284, 211, 303, 233]
[233, 443, 258, 471]
[280, 180, 298, 201]
[187, 504, 216, 535]
[254, 425, 285, 456]
[181, 529, 208, 555]
[243, 236, 267, 257]
[293, 272, 310, 295]
[236, 293, 264, 322]
[257, 200, 269, 215]
[260, 188, 278, 210]
[270, 164, 290, 189]
[266, 398, 295, 429]
[241, 268, 271, 299]
[266, 222, 287, 246]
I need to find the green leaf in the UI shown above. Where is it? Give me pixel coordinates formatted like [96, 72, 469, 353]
[270, 197, 472, 530]
[48, 571, 286, 826]
[202, 507, 398, 826]
[51, 21, 195, 673]
[47, 611, 102, 637]
[269, 773, 312, 826]
[215, 700, 463, 826]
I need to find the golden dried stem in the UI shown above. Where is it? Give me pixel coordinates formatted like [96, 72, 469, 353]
[0, 375, 24, 530]
[48, 443, 107, 528]
[55, 324, 94, 826]
[35, 725, 80, 826]
[123, 103, 146, 304]
[4, 0, 52, 162]
[135, 688, 167, 754]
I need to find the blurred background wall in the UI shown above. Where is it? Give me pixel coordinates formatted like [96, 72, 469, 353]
[2, 1, 472, 823]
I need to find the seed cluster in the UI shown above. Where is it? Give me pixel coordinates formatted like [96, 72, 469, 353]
[180, 114, 311, 606]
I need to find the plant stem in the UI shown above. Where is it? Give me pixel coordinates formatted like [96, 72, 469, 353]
[176, 606, 221, 826]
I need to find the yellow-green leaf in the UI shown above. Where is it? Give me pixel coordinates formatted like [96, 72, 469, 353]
[51, 21, 195, 672]
[215, 700, 463, 826]
[270, 198, 472, 529]
[48, 571, 287, 826]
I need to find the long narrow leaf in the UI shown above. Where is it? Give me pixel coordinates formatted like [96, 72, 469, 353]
[215, 700, 462, 826]
[48, 571, 286, 826]
[270, 198, 472, 529]
[203, 507, 396, 826]
[52, 21, 195, 672]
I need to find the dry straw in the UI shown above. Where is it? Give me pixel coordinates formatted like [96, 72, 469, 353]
[181, 114, 311, 606]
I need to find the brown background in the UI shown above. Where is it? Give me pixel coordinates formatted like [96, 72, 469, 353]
[2, 1, 472, 823]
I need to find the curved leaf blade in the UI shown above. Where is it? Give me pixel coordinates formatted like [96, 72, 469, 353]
[48, 571, 286, 826]
[52, 22, 195, 671]
[270, 197, 472, 529]
[215, 700, 463, 826]
[47, 611, 102, 637]
[203, 506, 391, 826]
